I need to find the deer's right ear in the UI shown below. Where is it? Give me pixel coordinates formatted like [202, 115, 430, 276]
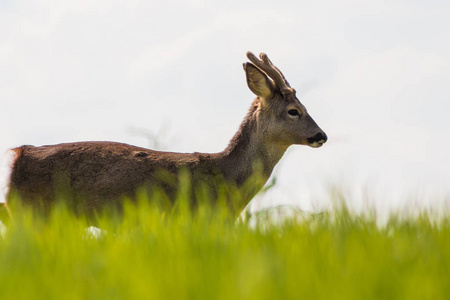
[244, 63, 274, 99]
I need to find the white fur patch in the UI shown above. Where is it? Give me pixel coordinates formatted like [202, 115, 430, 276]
[309, 142, 323, 148]
[0, 150, 16, 204]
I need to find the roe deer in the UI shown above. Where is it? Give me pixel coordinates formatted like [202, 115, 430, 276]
[2, 52, 327, 217]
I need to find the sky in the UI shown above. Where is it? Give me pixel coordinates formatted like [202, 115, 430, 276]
[1, 0, 449, 214]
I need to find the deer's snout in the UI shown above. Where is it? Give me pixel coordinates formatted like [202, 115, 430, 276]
[307, 132, 327, 148]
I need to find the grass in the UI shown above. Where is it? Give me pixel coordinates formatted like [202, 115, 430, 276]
[1, 194, 450, 300]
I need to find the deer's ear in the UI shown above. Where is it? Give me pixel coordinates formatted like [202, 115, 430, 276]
[244, 63, 274, 99]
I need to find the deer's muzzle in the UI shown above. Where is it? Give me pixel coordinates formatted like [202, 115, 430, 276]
[307, 132, 327, 148]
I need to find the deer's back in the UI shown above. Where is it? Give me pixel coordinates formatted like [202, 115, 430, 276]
[8, 141, 211, 211]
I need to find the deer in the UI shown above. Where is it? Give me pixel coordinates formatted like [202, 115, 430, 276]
[1, 52, 327, 220]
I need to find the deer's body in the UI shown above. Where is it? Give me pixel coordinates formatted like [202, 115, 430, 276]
[3, 52, 327, 216]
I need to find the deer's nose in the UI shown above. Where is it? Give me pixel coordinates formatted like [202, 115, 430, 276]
[307, 132, 327, 144]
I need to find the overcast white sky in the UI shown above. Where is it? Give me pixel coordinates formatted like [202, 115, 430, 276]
[1, 0, 449, 213]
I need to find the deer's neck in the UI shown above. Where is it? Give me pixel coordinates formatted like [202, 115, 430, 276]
[217, 102, 288, 188]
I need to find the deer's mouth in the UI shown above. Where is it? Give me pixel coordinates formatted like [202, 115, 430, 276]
[306, 132, 327, 148]
[308, 141, 325, 148]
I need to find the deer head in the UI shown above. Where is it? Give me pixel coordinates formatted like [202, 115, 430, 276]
[243, 52, 327, 149]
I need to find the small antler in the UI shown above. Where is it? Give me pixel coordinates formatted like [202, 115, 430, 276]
[246, 51, 295, 96]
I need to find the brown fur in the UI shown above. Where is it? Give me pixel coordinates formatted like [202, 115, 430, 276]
[6, 52, 327, 216]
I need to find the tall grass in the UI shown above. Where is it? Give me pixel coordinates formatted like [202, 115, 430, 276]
[1, 193, 450, 300]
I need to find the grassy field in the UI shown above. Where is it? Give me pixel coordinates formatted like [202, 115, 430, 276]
[1, 195, 449, 300]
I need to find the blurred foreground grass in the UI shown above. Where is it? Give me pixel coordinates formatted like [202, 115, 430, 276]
[1, 195, 450, 300]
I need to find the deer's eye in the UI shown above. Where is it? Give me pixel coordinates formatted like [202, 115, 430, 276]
[288, 109, 300, 117]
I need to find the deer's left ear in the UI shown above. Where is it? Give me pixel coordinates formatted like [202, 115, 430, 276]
[243, 63, 274, 99]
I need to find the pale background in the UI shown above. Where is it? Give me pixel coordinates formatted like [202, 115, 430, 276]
[1, 0, 449, 214]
